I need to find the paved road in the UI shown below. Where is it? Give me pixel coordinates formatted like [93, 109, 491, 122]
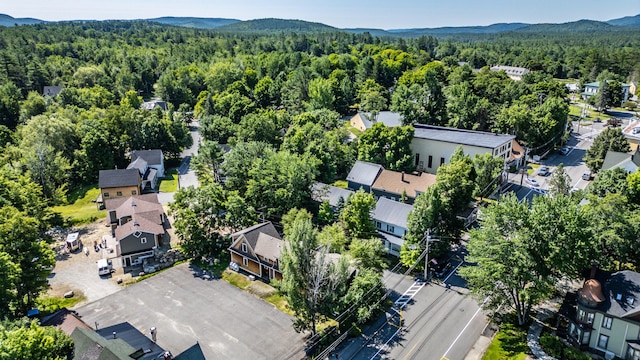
[178, 121, 201, 190]
[335, 251, 488, 360]
[75, 263, 306, 360]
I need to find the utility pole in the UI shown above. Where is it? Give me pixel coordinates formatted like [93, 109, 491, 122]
[424, 229, 430, 280]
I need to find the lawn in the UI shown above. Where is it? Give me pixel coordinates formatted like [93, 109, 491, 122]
[568, 104, 612, 122]
[158, 168, 178, 193]
[483, 321, 530, 360]
[51, 185, 103, 225]
[333, 180, 348, 189]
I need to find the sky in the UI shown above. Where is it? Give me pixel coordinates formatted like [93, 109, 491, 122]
[3, 0, 640, 30]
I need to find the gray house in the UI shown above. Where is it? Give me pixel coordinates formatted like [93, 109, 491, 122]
[105, 194, 166, 268]
[311, 182, 354, 209]
[372, 197, 413, 256]
[346, 161, 384, 193]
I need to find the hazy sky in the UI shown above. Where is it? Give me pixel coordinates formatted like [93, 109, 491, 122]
[3, 0, 640, 29]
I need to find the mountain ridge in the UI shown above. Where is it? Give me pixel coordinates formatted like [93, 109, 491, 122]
[1, 12, 640, 36]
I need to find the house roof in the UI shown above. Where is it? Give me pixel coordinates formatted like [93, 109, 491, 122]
[71, 327, 139, 360]
[43, 85, 64, 97]
[372, 197, 413, 229]
[377, 231, 404, 246]
[353, 111, 403, 129]
[584, 81, 631, 88]
[602, 270, 640, 319]
[372, 169, 436, 199]
[230, 222, 281, 251]
[42, 308, 92, 336]
[99, 169, 140, 189]
[127, 157, 148, 174]
[489, 65, 530, 76]
[413, 124, 515, 149]
[140, 100, 168, 111]
[105, 194, 162, 211]
[311, 182, 354, 207]
[346, 161, 384, 187]
[253, 233, 284, 262]
[131, 150, 163, 166]
[114, 214, 164, 240]
[96, 322, 166, 360]
[601, 150, 640, 173]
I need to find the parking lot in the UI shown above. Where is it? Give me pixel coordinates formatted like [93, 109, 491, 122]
[75, 263, 307, 359]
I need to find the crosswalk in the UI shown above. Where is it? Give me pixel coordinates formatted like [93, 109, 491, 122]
[394, 280, 425, 309]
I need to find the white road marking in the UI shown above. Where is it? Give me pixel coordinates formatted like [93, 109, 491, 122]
[441, 297, 490, 359]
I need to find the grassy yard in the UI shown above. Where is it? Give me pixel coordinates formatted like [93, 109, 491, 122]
[569, 104, 612, 122]
[483, 321, 530, 360]
[158, 168, 178, 193]
[37, 294, 87, 316]
[51, 185, 103, 225]
[333, 180, 348, 189]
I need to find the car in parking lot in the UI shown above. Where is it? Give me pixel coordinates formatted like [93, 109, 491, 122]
[537, 166, 550, 176]
[560, 147, 570, 155]
[526, 178, 539, 187]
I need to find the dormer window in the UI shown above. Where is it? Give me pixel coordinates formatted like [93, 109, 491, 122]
[627, 296, 635, 306]
[616, 293, 622, 301]
[241, 243, 247, 252]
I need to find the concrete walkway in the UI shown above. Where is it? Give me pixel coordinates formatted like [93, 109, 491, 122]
[527, 301, 558, 360]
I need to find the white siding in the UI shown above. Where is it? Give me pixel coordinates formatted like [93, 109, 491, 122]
[411, 138, 511, 174]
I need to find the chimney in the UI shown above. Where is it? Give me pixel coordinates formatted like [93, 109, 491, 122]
[590, 262, 598, 279]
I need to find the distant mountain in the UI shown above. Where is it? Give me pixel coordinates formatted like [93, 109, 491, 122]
[389, 23, 530, 36]
[0, 13, 44, 27]
[512, 19, 616, 33]
[607, 13, 640, 26]
[343, 28, 393, 37]
[214, 18, 338, 33]
[148, 17, 239, 29]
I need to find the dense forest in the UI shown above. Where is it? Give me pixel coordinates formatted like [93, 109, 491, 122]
[0, 19, 639, 325]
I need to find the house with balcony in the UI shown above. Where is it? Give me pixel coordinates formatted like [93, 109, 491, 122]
[562, 266, 640, 359]
[228, 222, 284, 281]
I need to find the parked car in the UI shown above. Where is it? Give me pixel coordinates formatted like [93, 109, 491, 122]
[582, 171, 592, 181]
[526, 178, 539, 187]
[537, 166, 550, 176]
[560, 147, 570, 155]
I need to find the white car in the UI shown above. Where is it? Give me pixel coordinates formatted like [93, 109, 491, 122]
[560, 147, 570, 155]
[537, 166, 550, 177]
[526, 178, 539, 187]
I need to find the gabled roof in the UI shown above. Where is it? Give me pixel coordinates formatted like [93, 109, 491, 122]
[71, 327, 138, 360]
[42, 308, 92, 336]
[127, 157, 148, 174]
[509, 140, 525, 162]
[96, 322, 165, 360]
[346, 161, 384, 187]
[372, 169, 436, 198]
[107, 195, 165, 225]
[43, 86, 64, 97]
[99, 169, 140, 189]
[114, 214, 164, 240]
[230, 222, 281, 251]
[131, 150, 163, 166]
[602, 270, 640, 319]
[311, 182, 354, 207]
[354, 111, 403, 129]
[372, 197, 413, 229]
[490, 65, 530, 76]
[253, 233, 284, 261]
[584, 81, 631, 88]
[140, 99, 168, 111]
[413, 124, 515, 149]
[105, 194, 161, 211]
[601, 150, 638, 172]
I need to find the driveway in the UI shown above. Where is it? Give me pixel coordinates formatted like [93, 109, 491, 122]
[75, 263, 306, 359]
[47, 222, 122, 304]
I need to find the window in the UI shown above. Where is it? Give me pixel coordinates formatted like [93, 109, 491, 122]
[133, 230, 142, 238]
[241, 243, 247, 252]
[131, 190, 137, 195]
[598, 334, 609, 349]
[587, 312, 594, 324]
[140, 237, 147, 244]
[602, 316, 612, 329]
[578, 309, 595, 324]
[116, 191, 122, 196]
[376, 221, 381, 229]
[243, 258, 248, 266]
[414, 153, 420, 167]
[103, 192, 110, 198]
[386, 225, 395, 233]
[440, 157, 445, 165]
[628, 347, 640, 360]
[428, 155, 433, 168]
[508, 142, 511, 149]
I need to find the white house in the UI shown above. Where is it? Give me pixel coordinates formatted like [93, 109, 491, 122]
[581, 81, 631, 105]
[490, 65, 530, 81]
[372, 197, 413, 256]
[411, 124, 515, 174]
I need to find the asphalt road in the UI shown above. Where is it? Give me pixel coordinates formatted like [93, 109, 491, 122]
[335, 251, 488, 360]
[75, 263, 306, 360]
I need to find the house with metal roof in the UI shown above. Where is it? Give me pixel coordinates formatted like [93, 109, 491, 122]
[346, 161, 384, 192]
[43, 85, 64, 97]
[349, 111, 404, 131]
[140, 98, 169, 111]
[601, 150, 640, 173]
[131, 150, 165, 177]
[563, 267, 640, 359]
[228, 222, 284, 281]
[489, 65, 530, 81]
[372, 197, 412, 256]
[311, 182, 354, 208]
[411, 124, 515, 174]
